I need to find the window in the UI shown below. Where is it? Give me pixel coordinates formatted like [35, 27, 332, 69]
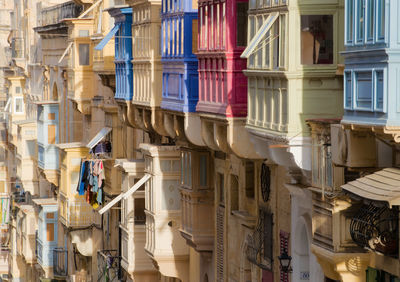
[218, 173, 224, 205]
[355, 71, 372, 110]
[78, 44, 90, 66]
[375, 70, 384, 111]
[134, 198, 146, 225]
[14, 97, 23, 113]
[301, 15, 333, 65]
[48, 113, 55, 121]
[181, 151, 192, 187]
[344, 71, 353, 109]
[192, 19, 198, 54]
[346, 0, 354, 43]
[377, 0, 385, 40]
[356, 0, 364, 43]
[79, 30, 89, 37]
[236, 2, 248, 47]
[366, 0, 374, 41]
[230, 175, 239, 211]
[245, 161, 255, 198]
[15, 86, 21, 94]
[199, 154, 208, 187]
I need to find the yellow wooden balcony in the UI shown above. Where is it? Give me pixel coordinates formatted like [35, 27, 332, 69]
[59, 194, 97, 228]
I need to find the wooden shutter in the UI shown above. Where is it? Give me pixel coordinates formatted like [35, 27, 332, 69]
[47, 223, 54, 241]
[48, 125, 56, 144]
[216, 206, 225, 282]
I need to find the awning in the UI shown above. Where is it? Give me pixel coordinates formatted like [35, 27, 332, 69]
[58, 42, 73, 64]
[341, 168, 400, 207]
[86, 127, 112, 149]
[94, 23, 121, 51]
[241, 12, 279, 59]
[3, 98, 11, 112]
[98, 174, 151, 215]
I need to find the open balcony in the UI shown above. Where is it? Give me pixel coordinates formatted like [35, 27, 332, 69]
[39, 1, 83, 27]
[59, 196, 97, 228]
[53, 248, 68, 278]
[97, 250, 121, 282]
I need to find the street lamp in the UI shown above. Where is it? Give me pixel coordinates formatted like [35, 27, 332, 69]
[278, 250, 292, 273]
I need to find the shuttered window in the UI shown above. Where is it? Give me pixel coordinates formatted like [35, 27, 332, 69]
[48, 125, 56, 144]
[47, 223, 54, 241]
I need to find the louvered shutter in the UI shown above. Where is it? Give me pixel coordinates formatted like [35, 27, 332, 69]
[216, 206, 225, 282]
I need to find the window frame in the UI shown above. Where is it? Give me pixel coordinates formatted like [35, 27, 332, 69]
[14, 97, 23, 114]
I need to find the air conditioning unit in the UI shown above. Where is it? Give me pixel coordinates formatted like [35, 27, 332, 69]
[331, 124, 376, 167]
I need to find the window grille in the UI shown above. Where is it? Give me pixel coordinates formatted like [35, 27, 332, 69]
[279, 231, 290, 282]
[216, 206, 225, 281]
[246, 207, 273, 270]
[261, 164, 271, 202]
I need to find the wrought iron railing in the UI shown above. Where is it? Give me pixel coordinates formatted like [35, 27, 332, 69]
[97, 250, 121, 282]
[40, 1, 82, 26]
[260, 164, 271, 202]
[53, 248, 68, 277]
[246, 207, 273, 270]
[350, 203, 398, 257]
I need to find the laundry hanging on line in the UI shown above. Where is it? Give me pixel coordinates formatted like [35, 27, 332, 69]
[77, 159, 105, 209]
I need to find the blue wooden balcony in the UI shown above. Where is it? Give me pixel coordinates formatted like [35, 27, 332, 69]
[96, 8, 133, 101]
[34, 199, 58, 269]
[37, 103, 59, 171]
[160, 0, 198, 113]
[341, 0, 400, 128]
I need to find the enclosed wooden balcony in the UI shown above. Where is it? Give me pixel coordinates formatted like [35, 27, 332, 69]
[179, 149, 214, 252]
[140, 144, 189, 282]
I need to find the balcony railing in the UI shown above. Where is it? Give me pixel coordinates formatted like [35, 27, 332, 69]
[60, 198, 96, 227]
[97, 250, 121, 282]
[53, 248, 68, 277]
[35, 232, 43, 264]
[350, 203, 399, 257]
[40, 1, 82, 27]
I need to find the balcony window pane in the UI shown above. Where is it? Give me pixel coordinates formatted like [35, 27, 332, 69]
[345, 71, 353, 109]
[14, 97, 23, 113]
[366, 0, 374, 41]
[346, 0, 354, 43]
[377, 0, 385, 40]
[301, 15, 333, 65]
[134, 198, 146, 225]
[324, 146, 333, 188]
[48, 124, 56, 144]
[279, 14, 286, 68]
[355, 71, 372, 110]
[78, 44, 90, 65]
[356, 0, 364, 43]
[199, 154, 208, 187]
[211, 5, 214, 49]
[205, 6, 208, 48]
[236, 2, 248, 47]
[312, 140, 320, 186]
[222, 2, 226, 49]
[272, 20, 279, 69]
[256, 16, 263, 67]
[216, 4, 220, 48]
[375, 70, 384, 111]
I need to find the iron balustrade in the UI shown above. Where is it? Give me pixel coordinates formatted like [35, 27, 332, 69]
[350, 203, 399, 257]
[53, 248, 68, 277]
[246, 207, 273, 270]
[97, 250, 121, 281]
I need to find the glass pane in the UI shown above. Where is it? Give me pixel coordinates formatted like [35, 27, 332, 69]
[366, 0, 374, 40]
[236, 2, 248, 47]
[357, 0, 364, 42]
[375, 71, 384, 111]
[279, 14, 286, 68]
[345, 72, 352, 109]
[378, 0, 385, 40]
[355, 71, 372, 109]
[301, 15, 333, 65]
[134, 198, 146, 225]
[78, 44, 90, 65]
[346, 0, 354, 43]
